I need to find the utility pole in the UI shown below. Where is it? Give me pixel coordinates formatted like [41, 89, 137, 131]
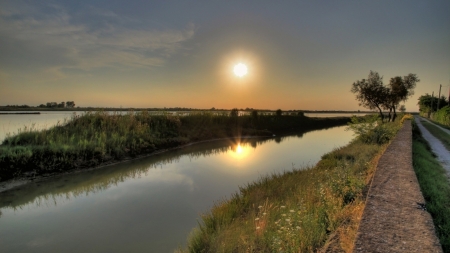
[437, 84, 442, 110]
[429, 91, 434, 118]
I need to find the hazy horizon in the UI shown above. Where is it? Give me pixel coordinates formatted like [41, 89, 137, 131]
[1, 1, 449, 111]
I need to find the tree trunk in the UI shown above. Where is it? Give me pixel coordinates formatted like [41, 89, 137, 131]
[376, 106, 384, 122]
[392, 106, 397, 122]
[387, 108, 392, 122]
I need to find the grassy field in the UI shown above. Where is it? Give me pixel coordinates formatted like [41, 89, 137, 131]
[0, 110, 350, 181]
[412, 120, 450, 252]
[178, 115, 405, 252]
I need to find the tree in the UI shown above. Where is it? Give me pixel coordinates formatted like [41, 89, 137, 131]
[384, 74, 419, 121]
[66, 101, 76, 108]
[418, 94, 448, 114]
[276, 109, 282, 117]
[251, 110, 258, 119]
[47, 102, 57, 108]
[399, 105, 406, 113]
[351, 71, 389, 121]
[230, 108, 239, 117]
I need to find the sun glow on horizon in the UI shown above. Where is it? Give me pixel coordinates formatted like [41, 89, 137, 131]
[233, 63, 248, 77]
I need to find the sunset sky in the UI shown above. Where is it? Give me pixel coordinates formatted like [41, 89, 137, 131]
[1, 1, 449, 111]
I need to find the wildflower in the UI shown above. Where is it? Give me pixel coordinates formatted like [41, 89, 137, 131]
[285, 219, 290, 222]
[296, 226, 301, 230]
[258, 205, 263, 209]
[282, 214, 286, 216]
[290, 210, 294, 213]
[256, 226, 260, 230]
[263, 212, 267, 215]
[280, 206, 286, 209]
[255, 218, 260, 221]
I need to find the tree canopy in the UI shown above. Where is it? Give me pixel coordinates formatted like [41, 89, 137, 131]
[417, 94, 448, 113]
[384, 73, 419, 121]
[351, 71, 389, 120]
[351, 71, 419, 121]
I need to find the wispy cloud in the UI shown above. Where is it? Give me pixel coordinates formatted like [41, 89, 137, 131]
[0, 2, 195, 78]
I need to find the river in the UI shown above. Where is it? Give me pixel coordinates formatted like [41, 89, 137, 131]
[0, 124, 354, 252]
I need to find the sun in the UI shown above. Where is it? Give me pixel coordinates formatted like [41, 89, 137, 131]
[233, 63, 248, 77]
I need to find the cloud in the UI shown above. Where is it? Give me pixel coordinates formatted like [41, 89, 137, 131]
[0, 2, 195, 78]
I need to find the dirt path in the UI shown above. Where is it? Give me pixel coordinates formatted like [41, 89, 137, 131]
[420, 117, 450, 135]
[415, 117, 450, 175]
[353, 120, 442, 252]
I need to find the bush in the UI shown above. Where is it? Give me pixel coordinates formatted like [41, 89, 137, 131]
[433, 106, 450, 127]
[347, 115, 401, 145]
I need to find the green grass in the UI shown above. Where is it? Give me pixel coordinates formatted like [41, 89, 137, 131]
[179, 118, 404, 253]
[0, 110, 350, 181]
[412, 120, 450, 252]
[419, 119, 450, 152]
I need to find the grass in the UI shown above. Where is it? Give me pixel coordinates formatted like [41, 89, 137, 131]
[179, 116, 404, 253]
[412, 119, 450, 252]
[419, 119, 450, 152]
[0, 110, 351, 181]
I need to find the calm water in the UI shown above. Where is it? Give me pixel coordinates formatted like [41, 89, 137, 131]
[0, 126, 354, 252]
[0, 111, 77, 142]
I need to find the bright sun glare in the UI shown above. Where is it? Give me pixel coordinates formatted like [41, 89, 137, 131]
[233, 63, 248, 77]
[229, 143, 250, 160]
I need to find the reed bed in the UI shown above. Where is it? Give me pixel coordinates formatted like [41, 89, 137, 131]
[0, 110, 349, 181]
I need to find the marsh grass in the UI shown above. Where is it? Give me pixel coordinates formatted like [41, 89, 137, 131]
[412, 120, 450, 251]
[181, 119, 403, 252]
[0, 110, 349, 181]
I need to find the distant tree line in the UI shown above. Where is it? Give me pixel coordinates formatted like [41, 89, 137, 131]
[351, 71, 419, 122]
[38, 101, 75, 108]
[3, 101, 76, 109]
[37, 101, 76, 108]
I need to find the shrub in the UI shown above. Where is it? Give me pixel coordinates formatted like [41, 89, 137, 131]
[347, 115, 401, 145]
[433, 106, 450, 127]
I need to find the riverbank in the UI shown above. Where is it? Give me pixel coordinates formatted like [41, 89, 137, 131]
[179, 115, 406, 252]
[0, 111, 351, 183]
[353, 120, 442, 252]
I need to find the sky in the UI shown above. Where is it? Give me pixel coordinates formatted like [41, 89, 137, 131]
[1, 1, 449, 111]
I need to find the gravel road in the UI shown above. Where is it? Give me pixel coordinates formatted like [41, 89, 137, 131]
[414, 117, 450, 175]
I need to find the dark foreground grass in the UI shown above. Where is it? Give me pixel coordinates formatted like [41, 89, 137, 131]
[0, 111, 350, 181]
[178, 116, 405, 253]
[412, 120, 450, 252]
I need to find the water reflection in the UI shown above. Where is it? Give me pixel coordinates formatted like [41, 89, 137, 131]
[0, 126, 354, 253]
[0, 137, 285, 209]
[0, 128, 341, 210]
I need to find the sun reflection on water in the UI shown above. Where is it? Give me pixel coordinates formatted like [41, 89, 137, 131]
[229, 142, 251, 160]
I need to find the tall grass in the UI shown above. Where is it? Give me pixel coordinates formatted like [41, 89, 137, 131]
[180, 116, 404, 252]
[412, 120, 450, 251]
[0, 110, 350, 181]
